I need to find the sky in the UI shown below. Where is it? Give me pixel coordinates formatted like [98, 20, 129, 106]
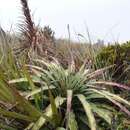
[0, 0, 130, 43]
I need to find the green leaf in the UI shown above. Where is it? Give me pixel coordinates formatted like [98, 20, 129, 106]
[24, 123, 34, 130]
[56, 127, 66, 130]
[22, 65, 40, 110]
[77, 94, 97, 130]
[32, 97, 66, 130]
[68, 112, 78, 130]
[0, 107, 34, 122]
[89, 89, 130, 116]
[48, 88, 61, 126]
[91, 104, 113, 125]
[21, 85, 55, 99]
[0, 123, 18, 130]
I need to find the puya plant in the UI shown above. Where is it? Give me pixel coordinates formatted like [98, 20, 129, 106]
[9, 58, 130, 130]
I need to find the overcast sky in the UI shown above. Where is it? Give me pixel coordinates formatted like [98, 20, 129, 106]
[0, 0, 130, 43]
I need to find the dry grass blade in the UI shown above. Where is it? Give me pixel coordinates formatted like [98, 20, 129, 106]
[87, 65, 115, 78]
[68, 55, 75, 73]
[92, 81, 130, 90]
[109, 98, 130, 116]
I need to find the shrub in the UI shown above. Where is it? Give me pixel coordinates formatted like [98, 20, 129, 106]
[96, 41, 130, 83]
